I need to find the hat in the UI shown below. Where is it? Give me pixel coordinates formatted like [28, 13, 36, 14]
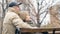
[9, 2, 22, 7]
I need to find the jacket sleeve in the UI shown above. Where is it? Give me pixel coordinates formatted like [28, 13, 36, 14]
[12, 13, 33, 28]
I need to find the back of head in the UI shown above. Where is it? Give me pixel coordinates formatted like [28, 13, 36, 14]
[19, 11, 29, 20]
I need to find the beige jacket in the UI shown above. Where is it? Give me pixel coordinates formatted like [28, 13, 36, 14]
[2, 7, 34, 34]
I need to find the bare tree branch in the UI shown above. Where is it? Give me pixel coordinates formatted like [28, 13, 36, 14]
[1, 0, 4, 34]
[40, 11, 48, 24]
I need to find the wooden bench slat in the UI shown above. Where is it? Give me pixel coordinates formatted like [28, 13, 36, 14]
[20, 28, 60, 32]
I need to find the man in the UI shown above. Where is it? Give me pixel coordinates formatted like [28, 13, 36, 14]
[2, 2, 37, 34]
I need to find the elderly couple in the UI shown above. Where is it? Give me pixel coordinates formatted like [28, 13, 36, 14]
[2, 2, 49, 34]
[2, 2, 38, 34]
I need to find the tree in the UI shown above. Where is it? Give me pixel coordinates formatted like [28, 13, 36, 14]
[1, 0, 8, 34]
[17, 0, 55, 27]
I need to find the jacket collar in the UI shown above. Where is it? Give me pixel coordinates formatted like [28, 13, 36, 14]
[8, 7, 20, 14]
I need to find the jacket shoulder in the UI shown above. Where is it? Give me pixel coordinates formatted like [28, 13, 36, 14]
[5, 12, 19, 20]
[6, 12, 18, 16]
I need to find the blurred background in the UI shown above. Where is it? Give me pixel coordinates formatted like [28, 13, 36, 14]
[0, 0, 60, 34]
